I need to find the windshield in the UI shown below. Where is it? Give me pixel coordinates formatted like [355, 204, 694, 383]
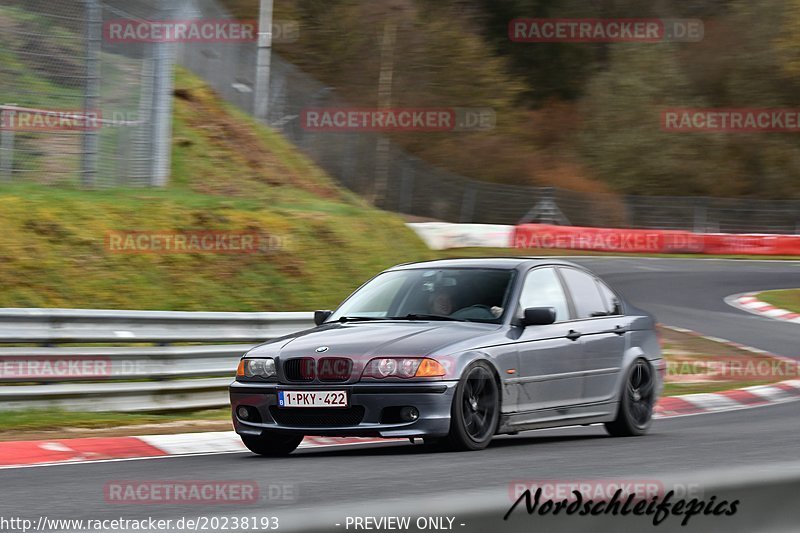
[329, 268, 515, 324]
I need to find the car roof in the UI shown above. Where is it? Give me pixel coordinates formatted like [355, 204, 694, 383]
[387, 257, 581, 271]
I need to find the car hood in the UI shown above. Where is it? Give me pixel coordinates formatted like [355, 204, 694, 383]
[246, 320, 504, 359]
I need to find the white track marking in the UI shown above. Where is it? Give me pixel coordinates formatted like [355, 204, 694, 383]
[675, 393, 742, 411]
[138, 431, 246, 454]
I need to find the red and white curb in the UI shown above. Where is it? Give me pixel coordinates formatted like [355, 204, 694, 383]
[0, 434, 395, 469]
[728, 292, 800, 324]
[654, 381, 800, 417]
[5, 382, 800, 470]
[655, 326, 800, 417]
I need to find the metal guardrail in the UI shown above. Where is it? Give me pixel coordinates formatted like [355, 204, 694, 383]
[0, 309, 316, 412]
[0, 309, 314, 343]
[0, 345, 255, 382]
[0, 378, 233, 412]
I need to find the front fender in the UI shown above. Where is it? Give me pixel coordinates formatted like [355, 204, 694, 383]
[438, 347, 517, 415]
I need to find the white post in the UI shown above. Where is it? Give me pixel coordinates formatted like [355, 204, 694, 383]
[254, 0, 274, 123]
[0, 108, 14, 182]
[372, 19, 398, 205]
[82, 0, 102, 187]
[149, 0, 176, 187]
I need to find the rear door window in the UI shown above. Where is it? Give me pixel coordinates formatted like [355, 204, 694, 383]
[559, 268, 608, 319]
[597, 279, 623, 316]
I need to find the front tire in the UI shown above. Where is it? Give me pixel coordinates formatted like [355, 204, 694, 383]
[444, 361, 500, 451]
[605, 359, 655, 437]
[241, 432, 304, 457]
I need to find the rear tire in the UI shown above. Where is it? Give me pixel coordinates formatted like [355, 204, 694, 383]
[241, 433, 304, 457]
[443, 361, 500, 451]
[605, 359, 655, 437]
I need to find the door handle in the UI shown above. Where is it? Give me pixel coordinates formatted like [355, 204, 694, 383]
[612, 325, 628, 336]
[566, 330, 582, 341]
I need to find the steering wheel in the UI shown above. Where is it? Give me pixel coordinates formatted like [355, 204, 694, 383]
[451, 304, 496, 320]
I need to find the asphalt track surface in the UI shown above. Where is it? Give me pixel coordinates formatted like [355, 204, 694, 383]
[0, 258, 798, 532]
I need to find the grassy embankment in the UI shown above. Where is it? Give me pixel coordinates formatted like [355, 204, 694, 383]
[0, 68, 433, 311]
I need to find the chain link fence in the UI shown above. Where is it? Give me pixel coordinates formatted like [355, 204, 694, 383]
[0, 0, 177, 187]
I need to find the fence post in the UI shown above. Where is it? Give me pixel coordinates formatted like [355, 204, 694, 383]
[372, 19, 398, 206]
[399, 164, 415, 214]
[149, 2, 176, 187]
[623, 195, 635, 228]
[254, 0, 274, 122]
[0, 108, 14, 182]
[460, 184, 477, 223]
[693, 198, 708, 233]
[116, 126, 130, 186]
[81, 0, 102, 188]
[796, 203, 800, 235]
[0, 129, 13, 182]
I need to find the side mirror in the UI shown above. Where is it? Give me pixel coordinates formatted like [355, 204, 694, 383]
[522, 307, 556, 327]
[314, 310, 333, 326]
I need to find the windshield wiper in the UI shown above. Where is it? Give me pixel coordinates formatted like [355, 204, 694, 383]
[389, 314, 464, 322]
[337, 316, 387, 322]
[339, 314, 466, 322]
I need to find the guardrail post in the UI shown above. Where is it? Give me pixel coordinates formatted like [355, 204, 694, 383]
[0, 108, 14, 182]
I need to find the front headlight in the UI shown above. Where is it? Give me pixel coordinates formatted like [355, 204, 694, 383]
[236, 358, 276, 379]
[361, 357, 446, 379]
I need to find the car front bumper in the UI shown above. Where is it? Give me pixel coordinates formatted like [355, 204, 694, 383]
[229, 381, 457, 438]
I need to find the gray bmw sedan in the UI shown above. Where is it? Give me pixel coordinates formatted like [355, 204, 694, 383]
[230, 258, 663, 455]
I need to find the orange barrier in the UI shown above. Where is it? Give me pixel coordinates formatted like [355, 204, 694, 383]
[513, 224, 800, 255]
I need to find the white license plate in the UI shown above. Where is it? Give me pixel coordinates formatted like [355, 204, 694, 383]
[278, 390, 348, 408]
